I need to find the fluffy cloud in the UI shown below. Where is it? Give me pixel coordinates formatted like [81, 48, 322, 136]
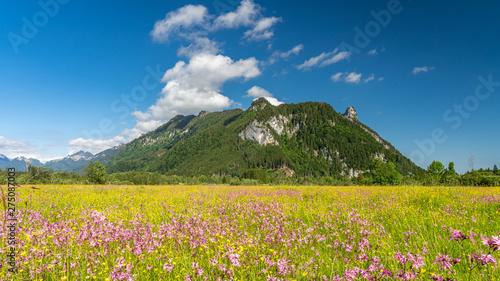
[68, 51, 261, 153]
[297, 48, 350, 70]
[413, 66, 435, 74]
[151, 0, 281, 43]
[344, 72, 362, 84]
[151, 5, 210, 42]
[243, 17, 281, 41]
[67, 1, 276, 155]
[246, 86, 284, 106]
[331, 72, 380, 84]
[213, 0, 260, 29]
[0, 136, 33, 157]
[128, 53, 261, 136]
[213, 0, 281, 41]
[68, 136, 126, 155]
[0, 136, 61, 162]
[177, 37, 221, 58]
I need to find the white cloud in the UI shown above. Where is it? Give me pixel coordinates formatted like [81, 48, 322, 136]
[68, 136, 126, 155]
[67, 53, 261, 153]
[268, 44, 303, 65]
[258, 96, 283, 106]
[67, 1, 280, 156]
[345, 72, 362, 84]
[0, 136, 61, 162]
[243, 17, 281, 41]
[213, 0, 259, 29]
[246, 85, 272, 98]
[0, 136, 33, 157]
[151, 5, 210, 42]
[368, 49, 378, 55]
[297, 48, 350, 70]
[280, 44, 304, 59]
[363, 74, 375, 83]
[331, 72, 343, 82]
[177, 37, 221, 58]
[331, 72, 380, 84]
[213, 0, 281, 41]
[246, 86, 284, 106]
[413, 66, 435, 74]
[162, 53, 260, 91]
[319, 51, 351, 67]
[130, 53, 261, 135]
[378, 77, 384, 81]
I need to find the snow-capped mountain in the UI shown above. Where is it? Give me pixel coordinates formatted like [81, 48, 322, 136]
[0, 145, 125, 174]
[0, 156, 42, 172]
[43, 150, 95, 173]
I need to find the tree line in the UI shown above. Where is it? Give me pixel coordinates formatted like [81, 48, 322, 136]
[2, 160, 498, 187]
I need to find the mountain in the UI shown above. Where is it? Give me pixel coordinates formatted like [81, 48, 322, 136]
[0, 156, 42, 172]
[0, 145, 126, 173]
[91, 144, 126, 166]
[43, 150, 94, 173]
[43, 146, 125, 173]
[105, 98, 423, 177]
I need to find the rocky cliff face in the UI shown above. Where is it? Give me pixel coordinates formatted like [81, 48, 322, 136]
[343, 106, 358, 121]
[238, 120, 278, 146]
[238, 114, 298, 145]
[342, 106, 391, 150]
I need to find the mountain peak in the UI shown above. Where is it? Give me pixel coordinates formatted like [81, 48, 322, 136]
[249, 97, 273, 111]
[198, 110, 209, 117]
[72, 150, 93, 157]
[343, 106, 358, 121]
[66, 150, 93, 161]
[0, 154, 8, 160]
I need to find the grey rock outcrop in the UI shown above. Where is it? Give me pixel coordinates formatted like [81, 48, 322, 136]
[238, 120, 278, 146]
[343, 106, 358, 121]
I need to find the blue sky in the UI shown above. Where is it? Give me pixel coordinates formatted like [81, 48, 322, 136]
[1, 0, 499, 173]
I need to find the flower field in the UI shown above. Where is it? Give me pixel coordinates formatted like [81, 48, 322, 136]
[1, 185, 499, 280]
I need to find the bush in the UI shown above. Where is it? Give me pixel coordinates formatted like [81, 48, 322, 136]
[480, 176, 500, 186]
[229, 177, 241, 186]
[241, 169, 268, 184]
[241, 179, 260, 186]
[84, 161, 106, 184]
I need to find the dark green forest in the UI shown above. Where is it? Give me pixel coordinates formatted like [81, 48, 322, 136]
[104, 99, 422, 178]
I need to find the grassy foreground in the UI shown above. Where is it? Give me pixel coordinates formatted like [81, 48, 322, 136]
[1, 185, 499, 280]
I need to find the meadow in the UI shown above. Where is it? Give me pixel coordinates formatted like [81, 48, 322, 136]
[1, 185, 499, 280]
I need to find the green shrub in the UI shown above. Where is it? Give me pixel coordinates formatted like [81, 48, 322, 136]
[241, 169, 268, 184]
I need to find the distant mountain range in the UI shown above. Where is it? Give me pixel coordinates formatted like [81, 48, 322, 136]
[1, 99, 423, 177]
[0, 145, 124, 173]
[0, 155, 42, 172]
